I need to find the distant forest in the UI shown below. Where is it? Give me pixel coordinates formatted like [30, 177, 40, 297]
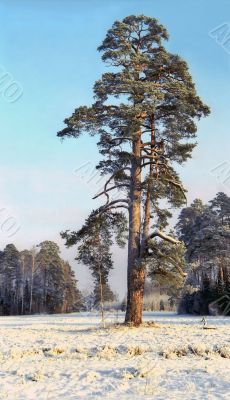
[1, 193, 230, 317]
[177, 192, 230, 315]
[0, 241, 82, 315]
[145, 192, 230, 316]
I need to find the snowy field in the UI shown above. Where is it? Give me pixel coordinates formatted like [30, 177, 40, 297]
[0, 312, 230, 399]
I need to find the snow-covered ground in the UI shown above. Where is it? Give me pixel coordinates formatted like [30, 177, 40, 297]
[0, 312, 229, 399]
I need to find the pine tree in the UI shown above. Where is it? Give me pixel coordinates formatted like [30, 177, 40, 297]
[224, 267, 230, 294]
[1, 244, 21, 314]
[24, 279, 30, 312]
[202, 273, 211, 295]
[62, 262, 82, 312]
[29, 246, 37, 314]
[62, 212, 125, 321]
[0, 241, 81, 315]
[148, 239, 187, 296]
[176, 199, 206, 251]
[177, 193, 230, 315]
[210, 192, 230, 227]
[19, 249, 34, 314]
[36, 241, 65, 313]
[217, 266, 225, 296]
[159, 299, 165, 311]
[57, 15, 210, 325]
[93, 281, 116, 307]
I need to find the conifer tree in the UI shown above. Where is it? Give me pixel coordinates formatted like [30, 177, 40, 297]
[0, 242, 82, 315]
[93, 281, 116, 307]
[217, 266, 225, 296]
[58, 15, 209, 325]
[62, 212, 126, 321]
[1, 244, 21, 314]
[62, 261, 82, 312]
[177, 193, 230, 315]
[36, 241, 65, 313]
[148, 238, 187, 294]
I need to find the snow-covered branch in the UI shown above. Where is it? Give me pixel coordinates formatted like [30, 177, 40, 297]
[148, 229, 180, 244]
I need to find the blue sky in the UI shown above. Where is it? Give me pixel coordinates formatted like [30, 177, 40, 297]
[1, 0, 230, 297]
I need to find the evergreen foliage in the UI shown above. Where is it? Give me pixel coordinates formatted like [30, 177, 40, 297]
[147, 238, 187, 297]
[0, 241, 82, 315]
[57, 15, 209, 325]
[61, 212, 123, 315]
[177, 192, 230, 315]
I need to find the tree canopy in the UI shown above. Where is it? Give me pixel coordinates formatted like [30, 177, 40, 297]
[0, 241, 82, 315]
[58, 15, 210, 325]
[177, 193, 230, 315]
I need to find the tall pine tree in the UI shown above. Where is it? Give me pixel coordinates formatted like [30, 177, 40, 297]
[58, 15, 209, 325]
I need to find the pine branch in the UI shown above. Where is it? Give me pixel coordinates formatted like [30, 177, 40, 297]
[154, 249, 187, 277]
[105, 205, 129, 211]
[97, 199, 130, 215]
[163, 178, 187, 202]
[141, 155, 161, 160]
[148, 229, 180, 244]
[109, 137, 133, 142]
[104, 136, 133, 150]
[93, 167, 130, 203]
[141, 148, 151, 155]
[141, 141, 164, 151]
[93, 183, 129, 200]
[98, 199, 129, 211]
[141, 161, 169, 169]
[103, 199, 129, 206]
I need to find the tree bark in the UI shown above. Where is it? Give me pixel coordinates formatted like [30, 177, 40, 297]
[29, 250, 36, 314]
[126, 117, 155, 326]
[141, 116, 155, 256]
[98, 264, 105, 327]
[125, 118, 156, 326]
[21, 257, 25, 315]
[125, 131, 143, 326]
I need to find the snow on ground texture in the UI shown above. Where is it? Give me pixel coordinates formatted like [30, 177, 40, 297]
[0, 312, 229, 399]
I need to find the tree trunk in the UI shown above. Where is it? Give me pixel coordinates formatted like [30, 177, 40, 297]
[125, 131, 143, 326]
[29, 253, 35, 314]
[30, 248, 37, 314]
[125, 118, 156, 326]
[43, 267, 47, 312]
[98, 264, 105, 327]
[141, 116, 155, 256]
[21, 257, 25, 315]
[29, 271, 34, 314]
[141, 116, 155, 310]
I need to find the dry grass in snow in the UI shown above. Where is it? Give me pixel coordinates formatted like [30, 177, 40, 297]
[0, 311, 229, 399]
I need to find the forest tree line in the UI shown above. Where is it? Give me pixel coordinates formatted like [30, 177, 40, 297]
[177, 192, 230, 315]
[1, 192, 229, 317]
[146, 192, 230, 316]
[0, 241, 82, 315]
